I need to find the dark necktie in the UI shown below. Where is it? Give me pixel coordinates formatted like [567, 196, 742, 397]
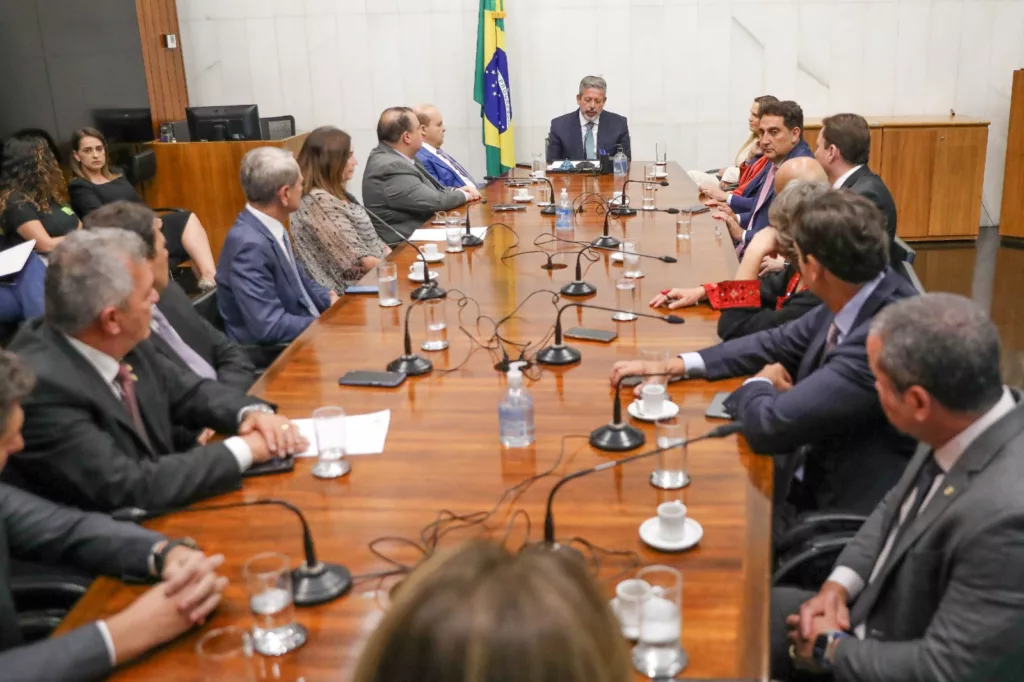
[437, 148, 477, 186]
[279, 231, 320, 318]
[888, 454, 943, 552]
[150, 306, 217, 380]
[824, 321, 840, 355]
[114, 363, 153, 451]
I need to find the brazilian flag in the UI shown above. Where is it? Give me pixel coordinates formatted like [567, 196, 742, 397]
[474, 0, 515, 177]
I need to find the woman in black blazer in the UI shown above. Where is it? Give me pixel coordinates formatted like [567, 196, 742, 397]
[68, 127, 217, 290]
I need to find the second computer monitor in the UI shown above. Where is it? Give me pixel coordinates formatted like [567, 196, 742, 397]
[186, 104, 261, 142]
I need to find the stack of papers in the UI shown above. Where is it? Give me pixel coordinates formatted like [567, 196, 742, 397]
[292, 410, 391, 457]
[410, 227, 488, 242]
[0, 240, 36, 277]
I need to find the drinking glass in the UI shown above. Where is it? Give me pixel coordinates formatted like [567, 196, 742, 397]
[421, 298, 449, 351]
[537, 183, 552, 205]
[644, 164, 657, 183]
[676, 213, 692, 240]
[196, 627, 255, 682]
[613, 277, 638, 321]
[640, 348, 670, 386]
[655, 143, 668, 176]
[376, 262, 400, 307]
[632, 565, 687, 678]
[243, 553, 307, 656]
[445, 225, 464, 253]
[532, 151, 546, 178]
[312, 406, 349, 479]
[642, 182, 656, 210]
[622, 239, 642, 279]
[652, 418, 690, 490]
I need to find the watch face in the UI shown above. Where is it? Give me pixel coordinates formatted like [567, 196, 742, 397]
[813, 633, 831, 662]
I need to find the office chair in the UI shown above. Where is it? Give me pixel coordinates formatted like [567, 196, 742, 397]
[897, 259, 925, 294]
[260, 116, 296, 141]
[771, 512, 868, 590]
[191, 288, 286, 375]
[10, 560, 93, 643]
[892, 236, 917, 265]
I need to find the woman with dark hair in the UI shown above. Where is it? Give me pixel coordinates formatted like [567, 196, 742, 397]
[291, 126, 390, 292]
[67, 127, 217, 290]
[0, 135, 80, 254]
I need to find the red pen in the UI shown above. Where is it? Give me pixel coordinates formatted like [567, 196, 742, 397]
[660, 290, 671, 295]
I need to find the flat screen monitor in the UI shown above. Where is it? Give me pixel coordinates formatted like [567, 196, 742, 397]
[186, 105, 261, 142]
[92, 108, 155, 144]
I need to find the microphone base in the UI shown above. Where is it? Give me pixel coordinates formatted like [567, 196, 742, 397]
[522, 541, 584, 563]
[590, 422, 646, 452]
[410, 283, 447, 301]
[540, 261, 568, 271]
[535, 344, 581, 366]
[612, 207, 638, 217]
[591, 234, 621, 249]
[540, 205, 557, 216]
[561, 280, 597, 297]
[387, 354, 433, 376]
[292, 561, 353, 607]
[495, 358, 534, 372]
[461, 233, 484, 247]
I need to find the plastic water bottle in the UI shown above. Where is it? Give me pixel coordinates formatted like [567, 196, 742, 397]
[555, 188, 572, 231]
[612, 145, 628, 178]
[499, 361, 535, 447]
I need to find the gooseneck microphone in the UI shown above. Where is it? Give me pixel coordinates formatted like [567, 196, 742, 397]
[363, 205, 446, 301]
[542, 422, 744, 546]
[536, 176, 556, 216]
[562, 245, 599, 297]
[462, 201, 484, 247]
[587, 243, 679, 264]
[593, 205, 620, 248]
[111, 499, 352, 606]
[535, 304, 684, 366]
[386, 296, 432, 376]
[591, 371, 682, 452]
[612, 179, 670, 217]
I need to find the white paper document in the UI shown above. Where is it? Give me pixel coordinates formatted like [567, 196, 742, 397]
[0, 241, 36, 277]
[293, 410, 391, 457]
[410, 227, 488, 242]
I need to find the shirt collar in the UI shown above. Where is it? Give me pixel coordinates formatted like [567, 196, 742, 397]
[245, 204, 285, 240]
[933, 387, 1017, 472]
[580, 111, 600, 127]
[832, 271, 886, 341]
[832, 165, 864, 189]
[420, 141, 438, 155]
[63, 333, 120, 387]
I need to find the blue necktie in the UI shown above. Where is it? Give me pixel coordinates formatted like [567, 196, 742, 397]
[584, 122, 596, 160]
[280, 231, 320, 318]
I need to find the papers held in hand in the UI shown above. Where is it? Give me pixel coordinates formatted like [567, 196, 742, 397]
[0, 241, 36, 278]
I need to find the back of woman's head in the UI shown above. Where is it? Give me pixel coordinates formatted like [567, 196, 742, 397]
[297, 126, 352, 198]
[353, 541, 631, 682]
[0, 135, 67, 212]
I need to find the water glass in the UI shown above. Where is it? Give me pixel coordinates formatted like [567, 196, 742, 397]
[312, 405, 349, 479]
[243, 552, 307, 656]
[640, 348, 670, 386]
[644, 164, 657, 183]
[445, 225, 464, 253]
[537, 183, 552, 205]
[632, 565, 687, 678]
[421, 298, 449, 351]
[532, 151, 546, 178]
[676, 213, 692, 240]
[655, 143, 668, 176]
[613, 277, 638, 322]
[376, 262, 400, 308]
[196, 627, 255, 682]
[622, 239, 642, 279]
[652, 418, 690, 489]
[642, 182, 656, 210]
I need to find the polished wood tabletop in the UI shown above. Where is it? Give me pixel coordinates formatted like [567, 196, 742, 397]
[60, 162, 772, 681]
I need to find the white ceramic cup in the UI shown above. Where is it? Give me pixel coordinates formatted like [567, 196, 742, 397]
[613, 191, 626, 205]
[657, 501, 687, 542]
[515, 187, 531, 200]
[614, 578, 652, 635]
[641, 383, 667, 417]
[409, 261, 427, 278]
[421, 243, 439, 258]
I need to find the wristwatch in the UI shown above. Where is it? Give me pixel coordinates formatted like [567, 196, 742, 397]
[153, 537, 200, 577]
[812, 630, 849, 671]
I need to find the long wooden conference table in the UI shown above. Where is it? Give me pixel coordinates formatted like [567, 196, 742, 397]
[60, 162, 773, 681]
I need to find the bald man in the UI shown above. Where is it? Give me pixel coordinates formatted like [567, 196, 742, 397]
[413, 105, 482, 189]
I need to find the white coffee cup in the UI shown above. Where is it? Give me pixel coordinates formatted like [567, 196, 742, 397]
[640, 383, 667, 417]
[421, 243, 439, 258]
[409, 261, 427, 278]
[614, 578, 652, 635]
[657, 501, 687, 542]
[613, 191, 626, 205]
[515, 187, 531, 200]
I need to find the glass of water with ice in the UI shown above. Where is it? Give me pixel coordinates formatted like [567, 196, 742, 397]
[632, 565, 687, 678]
[421, 299, 449, 351]
[312, 405, 349, 479]
[243, 552, 307, 656]
[377, 262, 400, 307]
[622, 239, 642, 279]
[613, 277, 638, 322]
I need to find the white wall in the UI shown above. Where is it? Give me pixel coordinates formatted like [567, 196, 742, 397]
[177, 0, 1024, 223]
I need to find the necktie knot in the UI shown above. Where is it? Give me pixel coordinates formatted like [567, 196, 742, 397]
[116, 363, 136, 385]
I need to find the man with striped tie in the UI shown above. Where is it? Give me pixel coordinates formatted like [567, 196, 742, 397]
[414, 104, 483, 189]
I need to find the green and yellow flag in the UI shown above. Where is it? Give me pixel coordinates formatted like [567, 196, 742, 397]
[474, 0, 515, 177]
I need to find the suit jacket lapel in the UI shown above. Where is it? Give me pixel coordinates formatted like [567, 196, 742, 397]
[841, 166, 871, 189]
[414, 157, 444, 189]
[239, 209, 305, 298]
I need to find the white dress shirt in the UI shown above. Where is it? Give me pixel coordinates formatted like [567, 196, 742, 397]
[832, 164, 864, 190]
[828, 387, 1017, 639]
[62, 335, 253, 471]
[580, 111, 600, 154]
[421, 142, 474, 187]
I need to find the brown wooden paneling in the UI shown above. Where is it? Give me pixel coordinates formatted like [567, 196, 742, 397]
[880, 127, 938, 239]
[60, 164, 773, 682]
[1000, 70, 1024, 238]
[928, 126, 988, 239]
[135, 0, 188, 129]
[140, 135, 309, 260]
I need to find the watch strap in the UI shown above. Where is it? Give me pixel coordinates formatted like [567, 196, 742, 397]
[153, 537, 199, 577]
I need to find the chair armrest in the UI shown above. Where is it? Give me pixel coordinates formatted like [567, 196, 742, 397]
[773, 532, 857, 589]
[775, 513, 868, 558]
[242, 344, 290, 373]
[151, 207, 188, 214]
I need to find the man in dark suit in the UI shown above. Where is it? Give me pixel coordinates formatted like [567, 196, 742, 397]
[83, 201, 255, 392]
[217, 147, 339, 345]
[546, 76, 631, 162]
[814, 113, 898, 249]
[5, 229, 306, 512]
[773, 294, 1024, 680]
[0, 349, 229, 681]
[612, 191, 918, 526]
[363, 107, 479, 246]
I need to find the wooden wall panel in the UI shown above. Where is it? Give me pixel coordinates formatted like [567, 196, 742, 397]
[1000, 70, 1024, 239]
[135, 0, 188, 130]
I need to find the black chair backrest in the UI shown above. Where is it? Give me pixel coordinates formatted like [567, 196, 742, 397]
[897, 259, 925, 294]
[170, 119, 190, 142]
[892, 236, 917, 265]
[191, 287, 224, 331]
[124, 149, 157, 185]
[773, 533, 857, 589]
[260, 116, 296, 141]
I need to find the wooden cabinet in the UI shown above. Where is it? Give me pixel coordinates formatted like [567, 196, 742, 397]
[1000, 69, 1024, 239]
[803, 116, 988, 241]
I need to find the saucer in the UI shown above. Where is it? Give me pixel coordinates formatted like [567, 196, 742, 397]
[610, 250, 627, 263]
[654, 170, 668, 179]
[609, 597, 640, 640]
[639, 516, 703, 552]
[513, 195, 534, 203]
[627, 399, 680, 422]
[408, 270, 440, 283]
[417, 252, 445, 263]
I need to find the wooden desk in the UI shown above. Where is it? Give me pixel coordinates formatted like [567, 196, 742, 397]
[60, 164, 772, 681]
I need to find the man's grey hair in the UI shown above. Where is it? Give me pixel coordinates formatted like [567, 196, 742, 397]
[870, 293, 1003, 413]
[45, 229, 149, 335]
[579, 76, 607, 95]
[769, 181, 829, 258]
[240, 147, 300, 204]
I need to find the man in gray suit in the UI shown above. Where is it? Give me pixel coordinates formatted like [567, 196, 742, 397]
[773, 293, 1024, 680]
[0, 350, 228, 681]
[362, 106, 480, 246]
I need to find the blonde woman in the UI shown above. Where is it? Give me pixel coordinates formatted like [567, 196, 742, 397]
[689, 95, 778, 189]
